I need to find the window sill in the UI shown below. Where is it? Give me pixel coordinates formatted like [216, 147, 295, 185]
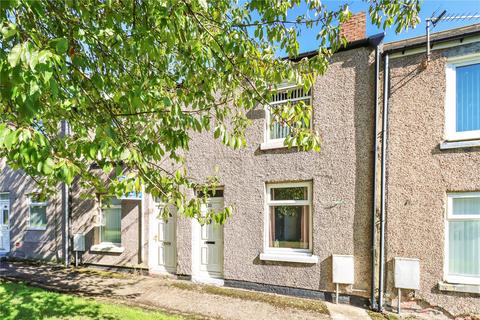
[26, 227, 47, 231]
[90, 243, 125, 253]
[440, 139, 480, 150]
[438, 281, 480, 294]
[260, 140, 288, 150]
[259, 252, 318, 264]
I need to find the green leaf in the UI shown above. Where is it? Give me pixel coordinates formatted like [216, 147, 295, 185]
[4, 131, 17, 149]
[120, 148, 131, 160]
[8, 44, 22, 67]
[43, 158, 55, 174]
[54, 38, 68, 54]
[2, 25, 17, 40]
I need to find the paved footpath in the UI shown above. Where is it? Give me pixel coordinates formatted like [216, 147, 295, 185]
[0, 261, 372, 320]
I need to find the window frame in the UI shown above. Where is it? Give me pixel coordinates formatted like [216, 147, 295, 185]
[262, 84, 313, 150]
[28, 196, 48, 231]
[0, 192, 9, 227]
[264, 181, 313, 256]
[445, 53, 480, 142]
[444, 192, 480, 285]
[99, 199, 122, 246]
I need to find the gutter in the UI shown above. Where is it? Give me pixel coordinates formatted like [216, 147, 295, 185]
[370, 32, 385, 310]
[287, 33, 387, 62]
[383, 28, 480, 55]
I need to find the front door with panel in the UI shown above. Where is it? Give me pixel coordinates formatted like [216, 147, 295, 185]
[194, 196, 224, 279]
[149, 203, 176, 274]
[0, 200, 10, 255]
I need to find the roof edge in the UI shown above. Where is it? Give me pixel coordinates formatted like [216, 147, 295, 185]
[384, 23, 480, 54]
[287, 32, 385, 62]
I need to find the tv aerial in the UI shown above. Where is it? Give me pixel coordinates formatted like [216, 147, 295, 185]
[425, 9, 480, 61]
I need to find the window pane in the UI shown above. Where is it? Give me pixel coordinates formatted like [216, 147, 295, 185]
[269, 87, 311, 140]
[452, 197, 480, 216]
[449, 220, 480, 277]
[2, 209, 8, 225]
[269, 113, 292, 140]
[0, 193, 9, 201]
[456, 63, 480, 132]
[197, 189, 224, 198]
[271, 187, 308, 201]
[269, 205, 309, 249]
[101, 207, 121, 243]
[30, 206, 47, 227]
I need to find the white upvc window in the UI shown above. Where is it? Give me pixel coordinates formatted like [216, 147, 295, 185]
[445, 193, 480, 285]
[28, 195, 48, 230]
[261, 85, 312, 150]
[445, 53, 480, 142]
[99, 198, 122, 245]
[261, 181, 317, 263]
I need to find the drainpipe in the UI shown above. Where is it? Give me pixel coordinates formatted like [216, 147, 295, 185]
[61, 120, 70, 268]
[370, 42, 382, 311]
[378, 53, 390, 311]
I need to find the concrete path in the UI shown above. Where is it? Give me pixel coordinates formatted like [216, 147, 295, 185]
[0, 261, 373, 320]
[326, 301, 370, 320]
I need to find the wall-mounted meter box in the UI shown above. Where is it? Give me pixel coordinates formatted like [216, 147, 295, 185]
[394, 257, 420, 290]
[73, 233, 85, 252]
[332, 254, 355, 284]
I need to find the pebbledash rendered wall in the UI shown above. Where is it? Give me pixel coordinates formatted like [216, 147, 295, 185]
[0, 161, 63, 261]
[384, 42, 480, 315]
[175, 45, 376, 299]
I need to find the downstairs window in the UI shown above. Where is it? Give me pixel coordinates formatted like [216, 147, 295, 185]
[265, 182, 312, 252]
[446, 193, 480, 285]
[100, 199, 122, 244]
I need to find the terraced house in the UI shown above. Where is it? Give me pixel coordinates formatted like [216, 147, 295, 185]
[1, 14, 479, 317]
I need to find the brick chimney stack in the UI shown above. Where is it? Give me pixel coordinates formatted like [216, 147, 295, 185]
[340, 12, 366, 42]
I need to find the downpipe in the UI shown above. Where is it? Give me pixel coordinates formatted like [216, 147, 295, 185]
[61, 120, 70, 268]
[378, 53, 390, 311]
[370, 44, 381, 311]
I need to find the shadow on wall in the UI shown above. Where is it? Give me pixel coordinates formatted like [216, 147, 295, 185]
[319, 255, 332, 289]
[70, 179, 144, 267]
[349, 48, 375, 295]
[0, 164, 63, 261]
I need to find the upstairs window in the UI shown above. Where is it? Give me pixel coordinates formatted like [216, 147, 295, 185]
[100, 199, 122, 244]
[29, 195, 48, 230]
[445, 54, 480, 141]
[446, 193, 480, 285]
[263, 85, 312, 149]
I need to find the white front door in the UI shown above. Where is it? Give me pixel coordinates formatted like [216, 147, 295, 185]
[192, 197, 224, 283]
[149, 203, 176, 274]
[0, 200, 10, 254]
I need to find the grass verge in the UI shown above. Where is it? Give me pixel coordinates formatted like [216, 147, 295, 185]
[0, 280, 181, 320]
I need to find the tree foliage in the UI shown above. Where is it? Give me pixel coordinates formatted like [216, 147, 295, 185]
[0, 0, 420, 221]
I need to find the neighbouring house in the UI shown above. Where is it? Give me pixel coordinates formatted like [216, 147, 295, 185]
[0, 160, 65, 261]
[1, 13, 479, 317]
[383, 25, 480, 314]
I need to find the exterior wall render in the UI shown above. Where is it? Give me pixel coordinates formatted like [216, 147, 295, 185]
[384, 42, 480, 315]
[181, 46, 376, 297]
